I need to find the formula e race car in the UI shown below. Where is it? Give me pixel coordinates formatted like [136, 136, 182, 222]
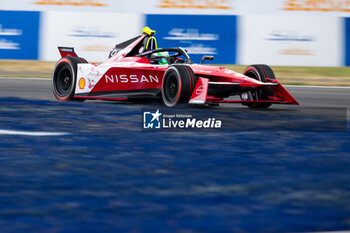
[52, 27, 298, 108]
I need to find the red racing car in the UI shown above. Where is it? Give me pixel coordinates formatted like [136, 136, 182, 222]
[52, 27, 298, 108]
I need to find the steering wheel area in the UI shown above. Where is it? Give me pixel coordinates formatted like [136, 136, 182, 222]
[136, 47, 193, 65]
[151, 52, 184, 64]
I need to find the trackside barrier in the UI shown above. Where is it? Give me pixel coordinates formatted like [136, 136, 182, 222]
[2, 0, 350, 16]
[0, 7, 348, 66]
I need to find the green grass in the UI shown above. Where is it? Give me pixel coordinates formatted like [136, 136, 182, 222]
[223, 65, 350, 77]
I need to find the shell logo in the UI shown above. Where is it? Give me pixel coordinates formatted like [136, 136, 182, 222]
[79, 78, 86, 89]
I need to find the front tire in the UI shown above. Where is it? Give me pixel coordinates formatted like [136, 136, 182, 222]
[241, 64, 276, 109]
[52, 57, 87, 101]
[161, 65, 196, 107]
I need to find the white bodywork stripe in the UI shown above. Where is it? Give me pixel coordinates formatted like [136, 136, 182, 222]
[209, 82, 240, 85]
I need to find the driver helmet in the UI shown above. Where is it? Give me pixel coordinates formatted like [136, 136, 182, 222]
[156, 51, 169, 65]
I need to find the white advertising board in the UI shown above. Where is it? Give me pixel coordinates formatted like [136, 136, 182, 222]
[40, 12, 143, 61]
[238, 15, 343, 66]
[2, 0, 350, 16]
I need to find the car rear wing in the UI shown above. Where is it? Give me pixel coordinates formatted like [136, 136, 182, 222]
[58, 47, 78, 58]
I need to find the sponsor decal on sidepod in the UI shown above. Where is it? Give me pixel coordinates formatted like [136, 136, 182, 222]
[104, 74, 159, 83]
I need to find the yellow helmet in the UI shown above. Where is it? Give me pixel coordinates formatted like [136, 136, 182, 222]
[142, 26, 156, 36]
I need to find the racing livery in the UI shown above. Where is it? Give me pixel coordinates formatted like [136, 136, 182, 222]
[52, 27, 298, 108]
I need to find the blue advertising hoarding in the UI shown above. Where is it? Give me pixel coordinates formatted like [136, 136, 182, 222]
[345, 18, 350, 66]
[146, 15, 237, 64]
[0, 11, 40, 60]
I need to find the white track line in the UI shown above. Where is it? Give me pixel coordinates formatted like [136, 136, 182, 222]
[285, 85, 350, 89]
[0, 77, 50, 81]
[0, 130, 69, 136]
[310, 231, 350, 233]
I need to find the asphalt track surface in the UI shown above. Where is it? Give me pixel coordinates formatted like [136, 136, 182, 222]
[0, 77, 349, 233]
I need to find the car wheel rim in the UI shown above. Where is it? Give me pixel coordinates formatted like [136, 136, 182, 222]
[165, 72, 178, 103]
[56, 64, 73, 97]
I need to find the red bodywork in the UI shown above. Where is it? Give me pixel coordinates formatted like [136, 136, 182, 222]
[67, 34, 298, 106]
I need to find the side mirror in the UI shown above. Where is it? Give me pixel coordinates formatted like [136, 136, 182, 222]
[201, 56, 214, 64]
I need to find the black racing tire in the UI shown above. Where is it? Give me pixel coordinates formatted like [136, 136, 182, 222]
[242, 64, 276, 109]
[161, 65, 196, 107]
[52, 57, 88, 101]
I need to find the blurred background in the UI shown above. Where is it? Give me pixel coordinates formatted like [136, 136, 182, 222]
[0, 0, 348, 66]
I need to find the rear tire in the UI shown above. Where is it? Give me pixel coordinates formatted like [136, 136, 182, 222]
[161, 65, 196, 107]
[52, 57, 88, 101]
[241, 64, 276, 109]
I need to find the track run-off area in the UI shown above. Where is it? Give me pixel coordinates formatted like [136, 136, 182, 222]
[0, 77, 349, 232]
